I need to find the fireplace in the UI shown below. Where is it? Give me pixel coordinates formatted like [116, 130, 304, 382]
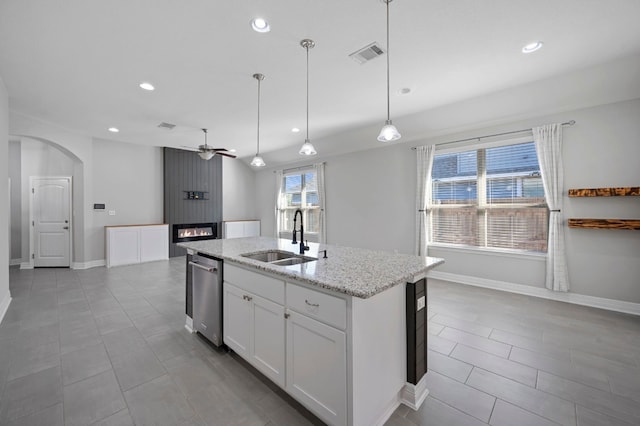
[172, 222, 218, 243]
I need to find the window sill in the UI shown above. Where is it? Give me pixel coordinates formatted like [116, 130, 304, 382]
[427, 243, 547, 261]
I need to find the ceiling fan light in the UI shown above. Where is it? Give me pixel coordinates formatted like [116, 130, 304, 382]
[198, 151, 215, 160]
[299, 140, 317, 156]
[250, 155, 266, 167]
[377, 120, 402, 142]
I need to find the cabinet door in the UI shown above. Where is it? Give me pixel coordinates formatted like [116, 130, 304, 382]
[286, 310, 347, 426]
[223, 283, 251, 357]
[140, 225, 168, 262]
[251, 295, 285, 387]
[107, 227, 140, 267]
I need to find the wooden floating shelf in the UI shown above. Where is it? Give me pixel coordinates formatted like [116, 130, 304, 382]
[568, 187, 640, 197]
[568, 219, 640, 230]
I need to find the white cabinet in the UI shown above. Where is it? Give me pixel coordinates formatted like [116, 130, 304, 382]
[222, 283, 251, 357]
[223, 220, 260, 239]
[223, 265, 286, 387]
[286, 310, 347, 426]
[223, 263, 347, 426]
[106, 224, 168, 267]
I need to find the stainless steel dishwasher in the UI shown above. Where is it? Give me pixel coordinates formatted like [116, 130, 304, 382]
[189, 253, 223, 346]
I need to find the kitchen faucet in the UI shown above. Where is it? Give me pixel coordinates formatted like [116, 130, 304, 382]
[292, 208, 309, 255]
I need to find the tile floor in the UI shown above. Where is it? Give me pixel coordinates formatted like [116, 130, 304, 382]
[1, 258, 639, 425]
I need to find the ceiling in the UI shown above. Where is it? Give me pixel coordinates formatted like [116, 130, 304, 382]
[1, 0, 640, 165]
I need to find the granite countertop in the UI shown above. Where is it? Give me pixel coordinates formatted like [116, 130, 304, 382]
[178, 237, 444, 299]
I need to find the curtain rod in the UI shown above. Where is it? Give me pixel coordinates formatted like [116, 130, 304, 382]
[273, 162, 325, 174]
[411, 120, 575, 150]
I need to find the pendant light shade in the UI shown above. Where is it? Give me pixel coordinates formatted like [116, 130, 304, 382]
[251, 73, 267, 167]
[378, 0, 401, 143]
[299, 39, 317, 156]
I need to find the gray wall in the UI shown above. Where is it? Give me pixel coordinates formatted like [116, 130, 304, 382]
[18, 138, 76, 261]
[222, 157, 257, 221]
[164, 148, 223, 257]
[7, 132, 164, 266]
[255, 98, 640, 304]
[8, 140, 20, 262]
[89, 138, 164, 261]
[0, 75, 9, 316]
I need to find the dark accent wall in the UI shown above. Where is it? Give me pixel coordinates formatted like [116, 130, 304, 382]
[164, 148, 222, 257]
[406, 278, 428, 385]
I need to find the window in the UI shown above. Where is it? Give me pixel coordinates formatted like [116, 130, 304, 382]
[277, 168, 321, 241]
[430, 141, 548, 253]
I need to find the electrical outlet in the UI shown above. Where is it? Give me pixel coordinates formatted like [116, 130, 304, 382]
[416, 295, 426, 311]
[108, 210, 116, 216]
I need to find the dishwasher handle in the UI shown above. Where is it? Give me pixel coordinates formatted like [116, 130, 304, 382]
[189, 261, 217, 273]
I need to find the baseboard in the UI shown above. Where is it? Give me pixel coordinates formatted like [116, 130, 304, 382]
[71, 260, 105, 270]
[400, 374, 430, 410]
[427, 271, 640, 316]
[20, 262, 32, 270]
[184, 315, 194, 333]
[0, 290, 12, 324]
[10, 258, 21, 266]
[372, 396, 401, 426]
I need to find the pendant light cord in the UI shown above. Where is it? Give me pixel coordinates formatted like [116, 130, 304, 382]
[386, 0, 391, 122]
[306, 43, 310, 141]
[257, 77, 261, 155]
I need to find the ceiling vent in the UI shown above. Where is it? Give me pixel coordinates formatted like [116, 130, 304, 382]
[157, 122, 176, 130]
[349, 42, 385, 64]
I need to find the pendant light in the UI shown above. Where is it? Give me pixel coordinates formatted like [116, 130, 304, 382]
[299, 39, 317, 156]
[250, 73, 266, 167]
[377, 0, 401, 142]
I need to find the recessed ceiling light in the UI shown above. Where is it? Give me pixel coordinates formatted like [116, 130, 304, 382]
[108, 127, 119, 133]
[139, 82, 155, 91]
[522, 41, 543, 53]
[291, 127, 300, 133]
[251, 18, 270, 33]
[229, 149, 237, 153]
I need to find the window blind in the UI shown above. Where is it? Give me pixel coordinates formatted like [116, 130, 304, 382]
[430, 141, 548, 252]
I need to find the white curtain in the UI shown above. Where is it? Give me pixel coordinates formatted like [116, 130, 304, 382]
[314, 162, 327, 243]
[533, 123, 570, 292]
[274, 169, 284, 238]
[415, 145, 435, 256]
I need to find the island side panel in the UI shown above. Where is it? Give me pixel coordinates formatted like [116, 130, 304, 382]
[406, 278, 427, 384]
[351, 283, 406, 426]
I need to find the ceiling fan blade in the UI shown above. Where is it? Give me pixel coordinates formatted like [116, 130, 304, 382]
[179, 145, 200, 152]
[211, 148, 229, 152]
[215, 151, 237, 158]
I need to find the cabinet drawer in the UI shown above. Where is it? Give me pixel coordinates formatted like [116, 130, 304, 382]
[287, 284, 346, 330]
[224, 263, 284, 304]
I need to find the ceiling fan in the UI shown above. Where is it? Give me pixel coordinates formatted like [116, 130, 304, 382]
[183, 128, 237, 160]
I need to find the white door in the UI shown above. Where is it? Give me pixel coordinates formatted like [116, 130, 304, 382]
[32, 177, 71, 267]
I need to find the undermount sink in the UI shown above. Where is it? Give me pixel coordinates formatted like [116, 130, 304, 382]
[241, 250, 317, 266]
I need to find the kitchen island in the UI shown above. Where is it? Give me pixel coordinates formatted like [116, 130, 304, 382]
[179, 237, 443, 426]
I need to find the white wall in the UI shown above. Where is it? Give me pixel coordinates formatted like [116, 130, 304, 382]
[222, 158, 258, 221]
[0, 75, 10, 321]
[256, 98, 640, 304]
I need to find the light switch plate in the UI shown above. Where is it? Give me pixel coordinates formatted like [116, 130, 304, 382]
[416, 295, 426, 311]
[108, 210, 116, 216]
